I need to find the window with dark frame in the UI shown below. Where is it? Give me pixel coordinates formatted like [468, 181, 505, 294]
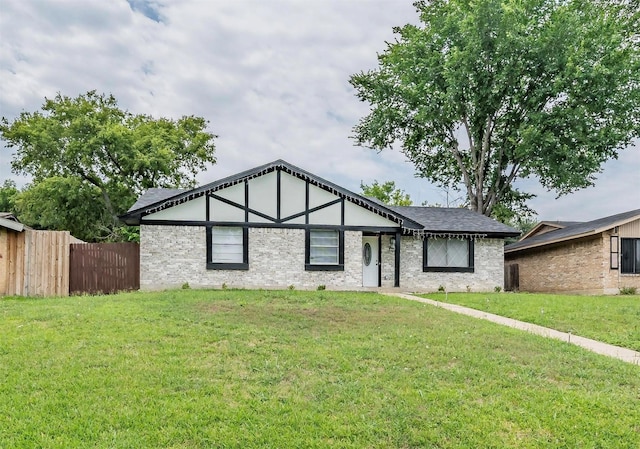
[610, 235, 619, 270]
[305, 229, 344, 271]
[621, 238, 640, 274]
[423, 237, 474, 273]
[206, 226, 248, 270]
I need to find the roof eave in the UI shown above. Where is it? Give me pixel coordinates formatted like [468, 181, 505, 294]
[506, 213, 640, 253]
[406, 228, 520, 238]
[518, 221, 566, 241]
[505, 230, 598, 253]
[592, 214, 640, 235]
[119, 213, 142, 226]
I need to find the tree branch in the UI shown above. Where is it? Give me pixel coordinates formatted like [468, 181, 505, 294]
[77, 169, 119, 225]
[478, 113, 494, 213]
[448, 126, 475, 210]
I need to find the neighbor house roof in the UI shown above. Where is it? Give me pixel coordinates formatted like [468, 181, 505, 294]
[505, 209, 640, 253]
[0, 212, 25, 232]
[518, 220, 582, 240]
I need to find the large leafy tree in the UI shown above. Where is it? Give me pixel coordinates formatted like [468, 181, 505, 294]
[350, 0, 640, 218]
[0, 91, 217, 240]
[14, 178, 110, 242]
[0, 180, 20, 214]
[360, 180, 413, 206]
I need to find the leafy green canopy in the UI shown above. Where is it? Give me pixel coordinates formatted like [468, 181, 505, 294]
[351, 0, 640, 218]
[0, 91, 217, 241]
[15, 177, 112, 242]
[361, 180, 413, 206]
[0, 180, 19, 214]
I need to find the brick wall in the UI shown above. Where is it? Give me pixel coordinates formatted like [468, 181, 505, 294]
[141, 225, 506, 292]
[140, 225, 361, 290]
[392, 236, 505, 292]
[506, 233, 640, 294]
[505, 235, 605, 294]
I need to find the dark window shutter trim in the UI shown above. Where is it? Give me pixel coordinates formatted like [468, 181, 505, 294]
[621, 238, 639, 274]
[423, 267, 475, 273]
[305, 264, 344, 271]
[206, 225, 249, 270]
[423, 237, 475, 273]
[207, 262, 249, 271]
[305, 229, 344, 271]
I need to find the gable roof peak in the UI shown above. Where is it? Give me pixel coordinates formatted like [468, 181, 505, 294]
[120, 159, 423, 228]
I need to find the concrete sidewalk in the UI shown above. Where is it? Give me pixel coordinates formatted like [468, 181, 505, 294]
[384, 292, 640, 365]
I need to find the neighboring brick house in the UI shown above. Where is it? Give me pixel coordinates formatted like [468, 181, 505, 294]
[504, 209, 640, 294]
[121, 160, 518, 292]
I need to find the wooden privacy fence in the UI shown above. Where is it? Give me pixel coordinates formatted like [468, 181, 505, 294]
[69, 243, 140, 295]
[505, 263, 519, 292]
[3, 230, 71, 296]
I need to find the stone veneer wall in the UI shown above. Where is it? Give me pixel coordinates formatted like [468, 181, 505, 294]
[380, 235, 505, 292]
[140, 225, 361, 290]
[142, 225, 507, 292]
[380, 235, 396, 288]
[506, 233, 640, 294]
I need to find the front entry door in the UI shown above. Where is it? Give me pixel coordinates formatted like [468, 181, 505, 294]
[362, 236, 379, 287]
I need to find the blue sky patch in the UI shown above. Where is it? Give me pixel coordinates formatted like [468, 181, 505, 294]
[126, 0, 163, 23]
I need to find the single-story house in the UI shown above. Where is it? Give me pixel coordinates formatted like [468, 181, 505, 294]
[120, 160, 519, 292]
[504, 209, 640, 294]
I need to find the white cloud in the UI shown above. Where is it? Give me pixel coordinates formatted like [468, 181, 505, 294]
[1, 0, 638, 222]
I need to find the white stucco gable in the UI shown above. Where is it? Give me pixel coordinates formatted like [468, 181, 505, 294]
[136, 164, 402, 229]
[143, 196, 206, 221]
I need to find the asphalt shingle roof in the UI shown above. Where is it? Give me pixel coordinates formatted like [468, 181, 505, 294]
[389, 206, 520, 236]
[505, 209, 640, 252]
[128, 188, 186, 212]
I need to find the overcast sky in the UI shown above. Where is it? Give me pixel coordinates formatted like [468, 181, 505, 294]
[1, 0, 638, 221]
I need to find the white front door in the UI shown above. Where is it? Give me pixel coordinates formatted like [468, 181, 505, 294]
[362, 236, 379, 287]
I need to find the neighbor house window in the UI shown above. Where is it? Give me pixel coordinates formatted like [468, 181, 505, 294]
[305, 229, 344, 271]
[621, 238, 640, 274]
[206, 226, 248, 270]
[610, 236, 619, 270]
[423, 237, 474, 272]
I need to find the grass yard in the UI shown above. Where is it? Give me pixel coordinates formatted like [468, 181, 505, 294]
[1, 290, 639, 448]
[422, 292, 640, 352]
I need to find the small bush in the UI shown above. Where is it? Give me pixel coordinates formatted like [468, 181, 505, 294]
[181, 282, 190, 290]
[437, 285, 445, 292]
[222, 283, 228, 290]
[317, 285, 326, 291]
[494, 286, 502, 293]
[620, 286, 637, 295]
[288, 284, 295, 291]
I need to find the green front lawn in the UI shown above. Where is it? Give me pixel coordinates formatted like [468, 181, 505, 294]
[1, 290, 639, 448]
[422, 292, 640, 351]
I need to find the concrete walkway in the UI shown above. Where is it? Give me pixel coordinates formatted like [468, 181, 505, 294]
[384, 292, 640, 365]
